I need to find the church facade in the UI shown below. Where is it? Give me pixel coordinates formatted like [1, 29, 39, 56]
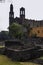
[9, 4, 43, 28]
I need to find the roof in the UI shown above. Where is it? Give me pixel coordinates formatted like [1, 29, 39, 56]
[10, 3, 13, 7]
[20, 7, 25, 10]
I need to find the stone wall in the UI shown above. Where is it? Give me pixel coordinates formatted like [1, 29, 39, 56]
[4, 47, 43, 61]
[5, 37, 43, 49]
[4, 37, 43, 61]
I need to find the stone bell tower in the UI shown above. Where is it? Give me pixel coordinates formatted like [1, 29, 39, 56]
[20, 7, 25, 19]
[9, 4, 14, 26]
[9, 4, 14, 37]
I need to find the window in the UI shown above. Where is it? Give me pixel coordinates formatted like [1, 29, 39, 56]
[42, 30, 43, 32]
[23, 11, 24, 15]
[38, 30, 40, 33]
[21, 11, 22, 15]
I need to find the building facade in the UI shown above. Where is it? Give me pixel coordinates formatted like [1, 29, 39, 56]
[9, 4, 43, 28]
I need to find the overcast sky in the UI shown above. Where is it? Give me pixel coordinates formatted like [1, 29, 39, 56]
[0, 0, 43, 31]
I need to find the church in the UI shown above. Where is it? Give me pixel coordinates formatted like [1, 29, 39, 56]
[9, 4, 43, 37]
[9, 4, 43, 28]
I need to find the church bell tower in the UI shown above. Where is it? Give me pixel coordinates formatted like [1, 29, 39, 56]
[9, 4, 14, 37]
[9, 4, 14, 26]
[20, 7, 25, 24]
[20, 7, 25, 19]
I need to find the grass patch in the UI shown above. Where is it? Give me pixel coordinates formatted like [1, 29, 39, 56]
[0, 55, 40, 65]
[0, 46, 5, 48]
[0, 55, 21, 65]
[38, 56, 43, 60]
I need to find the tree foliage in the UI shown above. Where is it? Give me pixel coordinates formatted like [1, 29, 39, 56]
[9, 23, 24, 39]
[9, 22, 34, 39]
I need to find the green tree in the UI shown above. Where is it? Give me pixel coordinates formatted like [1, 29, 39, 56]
[9, 23, 24, 39]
